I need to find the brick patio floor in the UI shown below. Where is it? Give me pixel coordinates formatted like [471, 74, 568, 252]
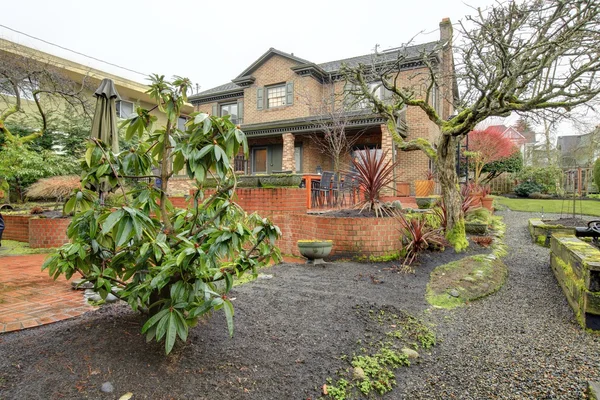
[0, 254, 94, 333]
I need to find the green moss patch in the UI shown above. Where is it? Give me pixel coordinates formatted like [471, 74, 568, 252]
[0, 240, 55, 257]
[426, 254, 508, 309]
[322, 305, 435, 399]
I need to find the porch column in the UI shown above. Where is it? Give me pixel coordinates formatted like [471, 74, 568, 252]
[380, 124, 396, 195]
[282, 133, 296, 173]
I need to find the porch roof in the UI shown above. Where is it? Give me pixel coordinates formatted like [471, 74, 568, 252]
[240, 110, 406, 138]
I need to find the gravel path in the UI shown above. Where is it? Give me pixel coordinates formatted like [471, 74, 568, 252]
[397, 210, 600, 399]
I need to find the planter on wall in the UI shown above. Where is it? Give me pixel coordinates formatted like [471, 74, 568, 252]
[259, 174, 302, 187]
[236, 176, 260, 187]
[297, 240, 333, 264]
[414, 180, 435, 197]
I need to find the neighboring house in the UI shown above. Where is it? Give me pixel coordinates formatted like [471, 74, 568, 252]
[0, 38, 193, 133]
[483, 125, 528, 150]
[189, 18, 456, 194]
[557, 128, 600, 168]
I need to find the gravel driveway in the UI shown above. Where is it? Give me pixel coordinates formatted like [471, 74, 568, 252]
[1, 210, 599, 399]
[396, 210, 600, 399]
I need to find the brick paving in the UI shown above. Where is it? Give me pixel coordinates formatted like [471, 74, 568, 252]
[0, 254, 94, 333]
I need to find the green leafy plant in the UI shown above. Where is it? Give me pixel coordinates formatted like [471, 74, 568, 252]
[517, 166, 562, 194]
[514, 181, 544, 197]
[43, 75, 281, 354]
[349, 148, 399, 217]
[482, 151, 523, 182]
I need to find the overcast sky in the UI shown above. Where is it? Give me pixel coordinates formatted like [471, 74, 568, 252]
[1, 0, 493, 91]
[0, 0, 593, 137]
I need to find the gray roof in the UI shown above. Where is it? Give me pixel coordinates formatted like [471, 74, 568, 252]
[196, 81, 242, 96]
[191, 41, 441, 100]
[317, 41, 440, 72]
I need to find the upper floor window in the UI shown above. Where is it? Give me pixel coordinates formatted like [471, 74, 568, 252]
[257, 82, 293, 110]
[220, 103, 239, 123]
[116, 100, 134, 119]
[267, 85, 286, 108]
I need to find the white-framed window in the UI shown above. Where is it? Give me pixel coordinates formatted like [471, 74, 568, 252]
[266, 84, 286, 108]
[116, 100, 134, 119]
[220, 103, 239, 123]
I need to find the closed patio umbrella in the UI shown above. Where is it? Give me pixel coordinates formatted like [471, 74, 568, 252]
[90, 79, 121, 203]
[91, 78, 120, 153]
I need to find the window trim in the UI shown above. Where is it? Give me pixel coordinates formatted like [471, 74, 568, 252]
[266, 83, 287, 109]
[116, 100, 135, 119]
[219, 102, 239, 124]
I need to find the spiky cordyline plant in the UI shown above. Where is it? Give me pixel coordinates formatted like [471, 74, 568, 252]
[350, 148, 399, 217]
[396, 212, 448, 267]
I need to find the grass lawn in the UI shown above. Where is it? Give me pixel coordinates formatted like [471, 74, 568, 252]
[0, 240, 55, 256]
[494, 196, 600, 217]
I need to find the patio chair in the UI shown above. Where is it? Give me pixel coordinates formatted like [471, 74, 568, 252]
[339, 172, 359, 206]
[314, 171, 334, 207]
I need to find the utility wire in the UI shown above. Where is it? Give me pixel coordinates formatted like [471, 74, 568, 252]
[0, 23, 148, 77]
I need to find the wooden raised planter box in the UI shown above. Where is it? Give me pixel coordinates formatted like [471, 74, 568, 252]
[529, 218, 575, 247]
[550, 236, 600, 330]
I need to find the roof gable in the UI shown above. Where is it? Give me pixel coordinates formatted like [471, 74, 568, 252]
[235, 48, 312, 79]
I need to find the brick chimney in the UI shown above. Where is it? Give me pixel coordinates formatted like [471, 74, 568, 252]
[439, 17, 453, 44]
[438, 18, 454, 120]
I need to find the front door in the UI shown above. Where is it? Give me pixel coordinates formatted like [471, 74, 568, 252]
[252, 147, 268, 174]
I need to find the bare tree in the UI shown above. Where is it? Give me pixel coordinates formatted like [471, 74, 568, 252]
[299, 86, 363, 175]
[344, 0, 600, 250]
[0, 41, 93, 145]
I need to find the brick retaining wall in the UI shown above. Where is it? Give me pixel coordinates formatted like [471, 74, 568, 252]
[189, 187, 400, 258]
[3, 215, 30, 242]
[3, 215, 70, 248]
[29, 218, 71, 248]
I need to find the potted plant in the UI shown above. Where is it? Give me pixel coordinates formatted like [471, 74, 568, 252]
[297, 239, 333, 264]
[480, 185, 493, 211]
[414, 170, 435, 197]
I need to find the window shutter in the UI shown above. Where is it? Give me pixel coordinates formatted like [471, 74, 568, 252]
[212, 104, 218, 116]
[257, 87, 264, 110]
[286, 82, 294, 106]
[237, 99, 244, 124]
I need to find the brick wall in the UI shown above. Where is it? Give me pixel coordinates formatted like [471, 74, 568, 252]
[3, 215, 70, 248]
[279, 214, 400, 258]
[29, 218, 71, 248]
[3, 215, 30, 242]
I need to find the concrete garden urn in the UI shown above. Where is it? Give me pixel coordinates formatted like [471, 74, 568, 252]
[297, 240, 333, 264]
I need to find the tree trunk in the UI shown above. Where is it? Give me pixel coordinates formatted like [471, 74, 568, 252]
[436, 135, 468, 252]
[160, 121, 173, 232]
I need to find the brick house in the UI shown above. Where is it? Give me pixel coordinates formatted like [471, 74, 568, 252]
[189, 18, 455, 195]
